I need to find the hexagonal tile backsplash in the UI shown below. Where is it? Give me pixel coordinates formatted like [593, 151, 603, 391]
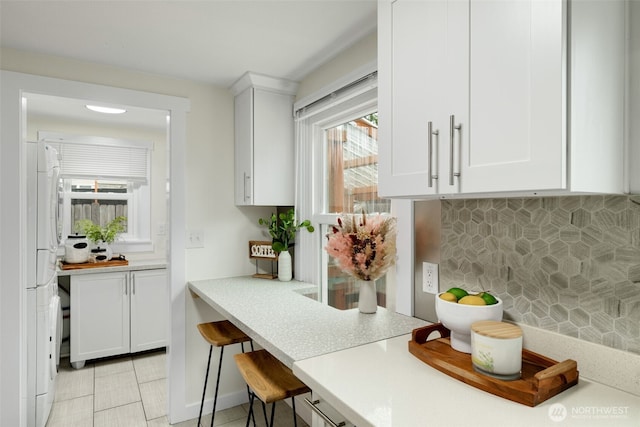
[440, 195, 640, 354]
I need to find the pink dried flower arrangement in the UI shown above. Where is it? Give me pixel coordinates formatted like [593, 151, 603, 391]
[325, 212, 397, 281]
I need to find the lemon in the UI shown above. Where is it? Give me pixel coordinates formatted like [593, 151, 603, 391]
[479, 292, 498, 305]
[458, 295, 486, 305]
[447, 287, 468, 300]
[439, 292, 458, 302]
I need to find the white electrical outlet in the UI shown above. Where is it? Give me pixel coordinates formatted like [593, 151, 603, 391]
[186, 230, 205, 248]
[422, 262, 439, 294]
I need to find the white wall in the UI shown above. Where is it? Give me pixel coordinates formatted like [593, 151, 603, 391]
[1, 47, 273, 424]
[296, 31, 377, 102]
[1, 30, 381, 422]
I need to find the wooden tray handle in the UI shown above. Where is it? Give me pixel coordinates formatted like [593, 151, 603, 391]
[533, 359, 578, 391]
[412, 323, 451, 344]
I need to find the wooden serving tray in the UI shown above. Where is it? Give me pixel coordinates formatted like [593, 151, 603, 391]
[60, 259, 128, 270]
[408, 323, 579, 407]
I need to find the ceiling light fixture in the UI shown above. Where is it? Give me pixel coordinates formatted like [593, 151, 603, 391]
[86, 105, 127, 114]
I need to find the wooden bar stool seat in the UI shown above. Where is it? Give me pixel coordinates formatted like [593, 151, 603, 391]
[234, 349, 310, 427]
[197, 320, 251, 347]
[197, 320, 252, 427]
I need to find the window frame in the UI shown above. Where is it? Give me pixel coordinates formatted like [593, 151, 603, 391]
[61, 179, 152, 252]
[39, 131, 154, 253]
[312, 103, 383, 305]
[294, 65, 395, 308]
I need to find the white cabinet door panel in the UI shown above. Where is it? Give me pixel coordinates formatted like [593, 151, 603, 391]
[379, 0, 447, 197]
[253, 89, 295, 206]
[234, 88, 253, 205]
[130, 269, 167, 353]
[70, 272, 129, 363]
[463, 0, 565, 193]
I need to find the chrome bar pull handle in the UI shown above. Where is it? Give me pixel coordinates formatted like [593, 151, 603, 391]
[243, 172, 251, 201]
[304, 398, 346, 427]
[131, 273, 136, 295]
[428, 121, 439, 188]
[449, 115, 461, 185]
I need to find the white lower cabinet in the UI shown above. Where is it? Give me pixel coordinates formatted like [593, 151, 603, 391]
[305, 392, 354, 427]
[70, 269, 167, 368]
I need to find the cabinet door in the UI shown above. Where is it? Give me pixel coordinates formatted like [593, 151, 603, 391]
[130, 269, 167, 353]
[70, 272, 129, 363]
[378, 0, 466, 197]
[235, 88, 254, 205]
[462, 0, 565, 194]
[252, 88, 295, 206]
[234, 87, 295, 206]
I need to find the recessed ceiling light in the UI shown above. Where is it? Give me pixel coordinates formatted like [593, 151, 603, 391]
[86, 105, 127, 114]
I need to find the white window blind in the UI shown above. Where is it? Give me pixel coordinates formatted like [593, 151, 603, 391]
[39, 132, 152, 182]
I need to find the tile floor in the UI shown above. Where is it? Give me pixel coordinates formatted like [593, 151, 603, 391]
[46, 349, 309, 427]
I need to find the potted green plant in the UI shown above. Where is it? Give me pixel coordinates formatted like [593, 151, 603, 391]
[75, 216, 126, 260]
[258, 209, 314, 281]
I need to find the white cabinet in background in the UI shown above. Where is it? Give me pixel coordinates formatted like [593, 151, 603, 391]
[378, 0, 627, 199]
[231, 72, 298, 206]
[130, 269, 168, 352]
[70, 269, 167, 368]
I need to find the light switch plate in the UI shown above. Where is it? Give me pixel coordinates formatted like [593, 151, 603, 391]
[422, 262, 439, 294]
[186, 230, 205, 248]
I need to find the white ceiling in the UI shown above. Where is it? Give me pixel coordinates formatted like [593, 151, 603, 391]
[0, 0, 377, 86]
[1, 0, 377, 128]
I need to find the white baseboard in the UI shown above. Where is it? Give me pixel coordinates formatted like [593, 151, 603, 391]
[171, 389, 249, 424]
[170, 390, 313, 425]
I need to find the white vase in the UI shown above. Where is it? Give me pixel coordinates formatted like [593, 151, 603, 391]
[358, 280, 377, 313]
[98, 241, 113, 260]
[278, 250, 292, 282]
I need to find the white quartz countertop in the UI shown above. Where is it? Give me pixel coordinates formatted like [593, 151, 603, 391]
[293, 334, 640, 427]
[56, 259, 167, 276]
[187, 276, 428, 368]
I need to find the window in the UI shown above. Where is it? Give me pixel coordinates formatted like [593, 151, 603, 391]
[294, 70, 392, 309]
[66, 179, 130, 236]
[39, 132, 153, 252]
[323, 114, 391, 309]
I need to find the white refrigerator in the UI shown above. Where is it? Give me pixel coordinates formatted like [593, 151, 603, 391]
[26, 141, 63, 427]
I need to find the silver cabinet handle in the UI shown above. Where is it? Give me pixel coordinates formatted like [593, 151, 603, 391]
[243, 172, 251, 201]
[449, 115, 461, 185]
[131, 273, 136, 295]
[124, 275, 128, 296]
[304, 398, 346, 427]
[428, 121, 439, 188]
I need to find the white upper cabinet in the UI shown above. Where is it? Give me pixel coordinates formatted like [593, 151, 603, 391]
[231, 72, 298, 206]
[378, 0, 627, 199]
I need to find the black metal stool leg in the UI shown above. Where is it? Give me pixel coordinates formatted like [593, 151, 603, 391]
[292, 396, 298, 427]
[269, 402, 276, 427]
[198, 345, 213, 427]
[241, 342, 258, 427]
[245, 391, 255, 427]
[210, 346, 225, 427]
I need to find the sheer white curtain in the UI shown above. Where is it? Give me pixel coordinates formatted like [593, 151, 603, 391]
[293, 69, 378, 295]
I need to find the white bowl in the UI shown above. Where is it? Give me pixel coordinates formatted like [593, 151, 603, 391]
[435, 292, 503, 353]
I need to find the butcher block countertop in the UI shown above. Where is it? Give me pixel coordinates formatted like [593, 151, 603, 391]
[57, 259, 166, 276]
